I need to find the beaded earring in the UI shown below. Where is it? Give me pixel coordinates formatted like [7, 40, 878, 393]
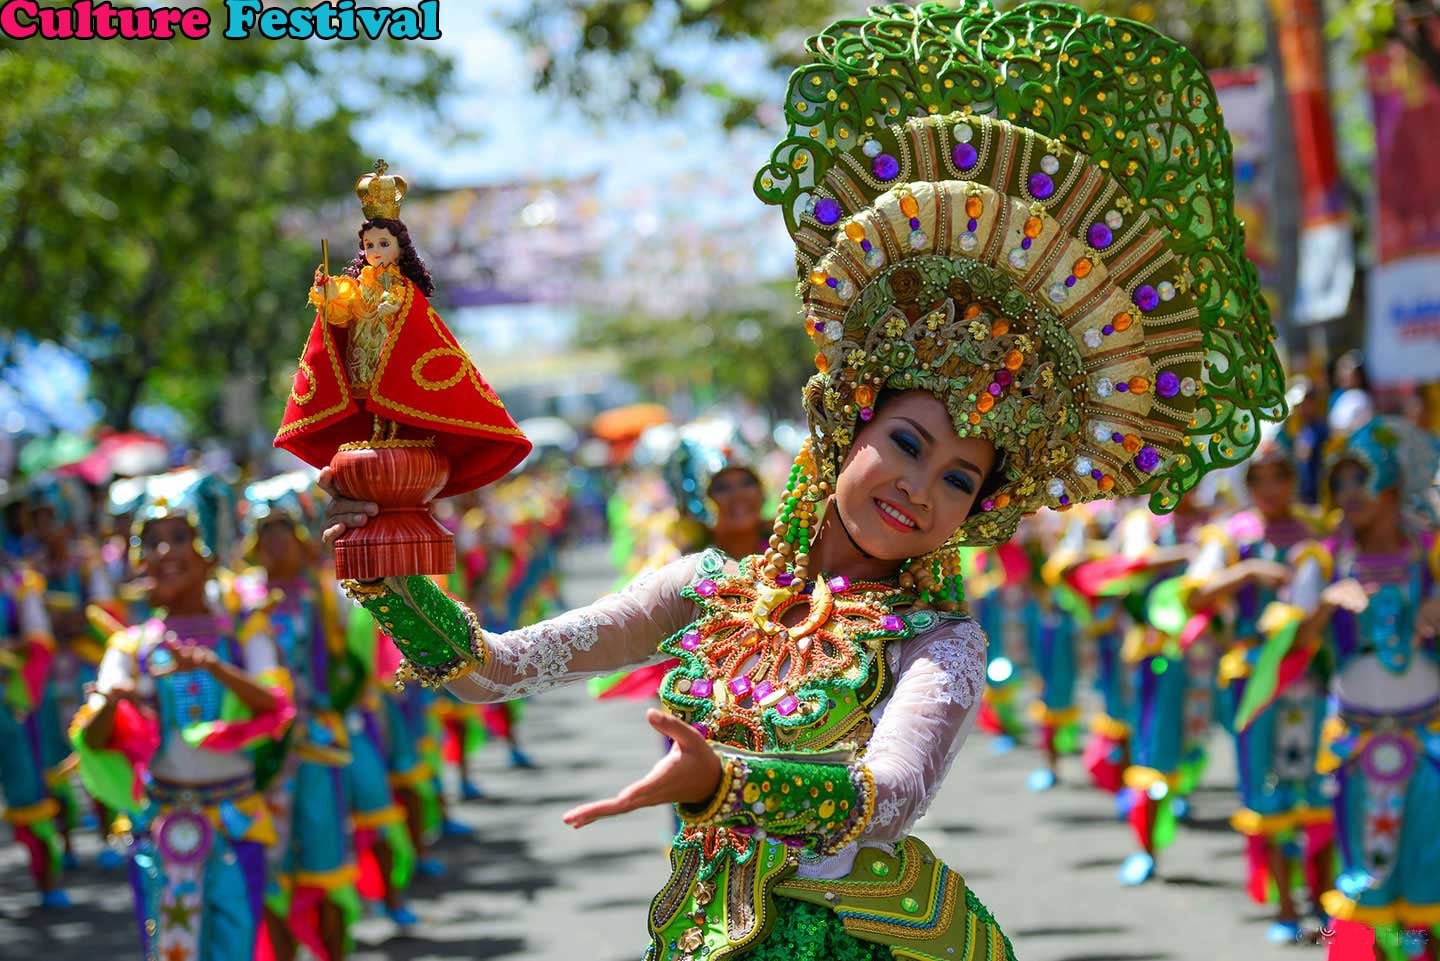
[760, 437, 829, 587]
[899, 546, 966, 613]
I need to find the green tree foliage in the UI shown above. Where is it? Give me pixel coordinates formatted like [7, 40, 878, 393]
[0, 2, 454, 436]
[507, 0, 1275, 125]
[576, 283, 814, 419]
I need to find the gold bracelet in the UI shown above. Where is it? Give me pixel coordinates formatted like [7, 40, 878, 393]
[341, 579, 390, 600]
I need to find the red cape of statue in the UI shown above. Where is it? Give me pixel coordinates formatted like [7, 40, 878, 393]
[273, 280, 530, 497]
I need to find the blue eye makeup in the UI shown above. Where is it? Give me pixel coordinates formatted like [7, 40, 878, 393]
[946, 472, 976, 494]
[891, 431, 921, 457]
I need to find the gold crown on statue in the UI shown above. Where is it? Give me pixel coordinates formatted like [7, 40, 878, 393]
[355, 158, 408, 220]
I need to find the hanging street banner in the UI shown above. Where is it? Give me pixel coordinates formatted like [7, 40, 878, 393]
[1366, 45, 1440, 387]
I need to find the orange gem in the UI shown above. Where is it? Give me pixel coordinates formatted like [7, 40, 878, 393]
[1098, 475, 1116, 492]
[900, 194, 920, 218]
[1113, 311, 1133, 332]
[1128, 377, 1150, 394]
[844, 223, 867, 242]
[990, 318, 1010, 336]
[1123, 434, 1142, 454]
[815, 353, 829, 373]
[1024, 216, 1043, 239]
[1072, 257, 1093, 279]
[809, 269, 828, 287]
[855, 385, 876, 406]
[1005, 350, 1024, 371]
[965, 196, 984, 218]
[968, 412, 982, 425]
[994, 493, 1011, 509]
[963, 304, 983, 320]
[977, 393, 995, 413]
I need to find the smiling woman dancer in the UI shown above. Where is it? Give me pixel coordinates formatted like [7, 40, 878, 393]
[320, 3, 1284, 957]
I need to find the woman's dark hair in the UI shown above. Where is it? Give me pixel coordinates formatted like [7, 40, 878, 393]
[966, 452, 1010, 518]
[344, 217, 435, 297]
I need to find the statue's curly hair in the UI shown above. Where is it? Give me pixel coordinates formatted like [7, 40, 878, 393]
[344, 216, 435, 297]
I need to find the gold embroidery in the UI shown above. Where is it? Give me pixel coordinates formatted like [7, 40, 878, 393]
[275, 315, 353, 438]
[289, 359, 317, 406]
[411, 347, 471, 391]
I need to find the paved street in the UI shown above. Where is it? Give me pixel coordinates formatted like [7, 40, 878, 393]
[1, 544, 1319, 961]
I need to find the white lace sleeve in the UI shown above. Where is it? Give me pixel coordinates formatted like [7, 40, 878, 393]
[860, 617, 988, 841]
[446, 554, 702, 702]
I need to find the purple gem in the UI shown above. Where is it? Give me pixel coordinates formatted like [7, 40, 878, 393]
[1103, 324, 1115, 336]
[1111, 431, 1125, 443]
[775, 695, 800, 717]
[1059, 495, 1071, 506]
[1028, 172, 1055, 199]
[680, 630, 701, 651]
[1156, 371, 1181, 398]
[982, 498, 995, 512]
[814, 198, 842, 225]
[696, 579, 717, 597]
[1087, 223, 1114, 249]
[860, 407, 874, 421]
[967, 218, 978, 232]
[728, 676, 753, 699]
[826, 276, 838, 288]
[813, 320, 826, 333]
[880, 615, 905, 633]
[988, 382, 1002, 396]
[1065, 276, 1077, 287]
[996, 370, 1013, 386]
[1021, 237, 1033, 250]
[952, 142, 978, 169]
[690, 678, 713, 698]
[1135, 446, 1161, 473]
[1133, 285, 1160, 312]
[1091, 468, 1104, 480]
[1116, 382, 1129, 393]
[909, 217, 920, 229]
[860, 239, 873, 251]
[828, 575, 851, 593]
[776, 572, 795, 586]
[873, 154, 900, 180]
[782, 836, 807, 849]
[753, 680, 775, 703]
[694, 722, 711, 737]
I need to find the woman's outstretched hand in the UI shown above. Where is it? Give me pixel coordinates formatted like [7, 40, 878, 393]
[562, 709, 723, 829]
[318, 466, 379, 549]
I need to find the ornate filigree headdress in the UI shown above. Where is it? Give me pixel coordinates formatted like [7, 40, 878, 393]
[752, 2, 1286, 605]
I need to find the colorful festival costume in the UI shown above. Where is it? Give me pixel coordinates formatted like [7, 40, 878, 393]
[1216, 506, 1333, 911]
[70, 472, 294, 961]
[1311, 420, 1440, 945]
[0, 566, 68, 903]
[345, 2, 1283, 955]
[241, 471, 366, 959]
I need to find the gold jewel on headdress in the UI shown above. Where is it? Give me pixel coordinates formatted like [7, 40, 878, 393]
[355, 158, 408, 220]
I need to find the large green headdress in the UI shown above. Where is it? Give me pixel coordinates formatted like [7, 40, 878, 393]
[756, 1, 1286, 547]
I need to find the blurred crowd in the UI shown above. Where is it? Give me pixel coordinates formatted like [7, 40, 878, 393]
[2, 348, 1439, 961]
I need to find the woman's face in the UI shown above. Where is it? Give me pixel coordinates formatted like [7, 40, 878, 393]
[708, 467, 763, 530]
[1246, 461, 1296, 518]
[362, 227, 400, 268]
[255, 517, 312, 580]
[1330, 459, 1382, 529]
[138, 516, 211, 609]
[832, 390, 996, 561]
